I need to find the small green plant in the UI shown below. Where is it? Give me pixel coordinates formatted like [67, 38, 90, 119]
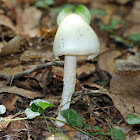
[60, 109, 84, 127]
[35, 0, 54, 9]
[90, 8, 107, 16]
[100, 19, 125, 32]
[126, 33, 140, 43]
[126, 114, 140, 124]
[0, 100, 126, 139]
[25, 99, 55, 119]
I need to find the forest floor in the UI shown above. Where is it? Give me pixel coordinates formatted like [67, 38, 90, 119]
[0, 0, 140, 139]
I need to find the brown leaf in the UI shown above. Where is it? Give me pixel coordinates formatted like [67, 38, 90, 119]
[1, 94, 18, 112]
[109, 71, 140, 119]
[7, 119, 26, 133]
[16, 6, 42, 37]
[98, 50, 121, 75]
[0, 85, 44, 99]
[0, 115, 16, 131]
[0, 35, 22, 56]
[0, 15, 15, 30]
[77, 63, 95, 77]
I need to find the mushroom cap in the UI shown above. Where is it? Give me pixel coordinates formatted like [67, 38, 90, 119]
[53, 14, 100, 59]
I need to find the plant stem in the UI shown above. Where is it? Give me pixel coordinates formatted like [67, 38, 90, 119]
[43, 113, 51, 133]
[39, 116, 93, 138]
[2, 117, 28, 122]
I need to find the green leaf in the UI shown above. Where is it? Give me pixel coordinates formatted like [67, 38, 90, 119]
[126, 114, 140, 124]
[51, 4, 76, 14]
[39, 102, 55, 110]
[57, 8, 73, 26]
[110, 34, 133, 48]
[44, 0, 54, 5]
[30, 99, 55, 114]
[90, 8, 107, 16]
[75, 5, 91, 24]
[31, 103, 45, 114]
[100, 19, 125, 31]
[84, 124, 104, 136]
[60, 109, 84, 128]
[107, 128, 125, 140]
[35, 0, 54, 8]
[126, 33, 140, 42]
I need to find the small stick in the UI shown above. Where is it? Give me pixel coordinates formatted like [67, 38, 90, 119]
[0, 61, 64, 83]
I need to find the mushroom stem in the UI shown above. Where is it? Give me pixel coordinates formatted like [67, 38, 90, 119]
[56, 56, 77, 127]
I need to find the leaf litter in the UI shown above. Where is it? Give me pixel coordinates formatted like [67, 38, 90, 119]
[0, 0, 140, 139]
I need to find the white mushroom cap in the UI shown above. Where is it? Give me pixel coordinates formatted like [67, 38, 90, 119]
[53, 14, 100, 59]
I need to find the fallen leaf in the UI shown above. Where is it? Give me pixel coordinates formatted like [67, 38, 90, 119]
[77, 63, 95, 77]
[7, 119, 26, 133]
[1, 94, 18, 112]
[0, 114, 16, 131]
[116, 51, 140, 72]
[98, 50, 122, 75]
[0, 15, 15, 30]
[109, 71, 140, 119]
[16, 6, 42, 37]
[0, 35, 22, 56]
[126, 1, 140, 24]
[0, 85, 44, 99]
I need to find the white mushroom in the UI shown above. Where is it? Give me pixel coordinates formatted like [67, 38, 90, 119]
[53, 14, 100, 127]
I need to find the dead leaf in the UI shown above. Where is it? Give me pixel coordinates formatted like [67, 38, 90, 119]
[77, 63, 95, 77]
[109, 71, 140, 119]
[0, 85, 44, 99]
[102, 5, 116, 24]
[0, 15, 15, 30]
[16, 6, 42, 37]
[40, 27, 56, 40]
[63, 125, 77, 138]
[1, 94, 18, 111]
[0, 114, 16, 131]
[52, 66, 64, 78]
[116, 51, 140, 72]
[126, 1, 140, 24]
[7, 119, 26, 133]
[98, 50, 122, 75]
[0, 35, 22, 56]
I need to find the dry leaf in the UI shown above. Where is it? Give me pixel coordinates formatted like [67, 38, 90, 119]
[7, 119, 26, 133]
[98, 50, 121, 75]
[0, 115, 16, 131]
[0, 85, 44, 99]
[77, 63, 95, 77]
[109, 71, 140, 119]
[0, 15, 15, 30]
[1, 94, 19, 112]
[16, 6, 42, 37]
[116, 51, 140, 72]
[0, 35, 22, 56]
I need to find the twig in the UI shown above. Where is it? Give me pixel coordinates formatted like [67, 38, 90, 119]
[90, 98, 110, 116]
[0, 61, 64, 83]
[73, 88, 108, 97]
[43, 113, 51, 133]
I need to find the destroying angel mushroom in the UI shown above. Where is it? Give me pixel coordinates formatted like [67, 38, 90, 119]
[53, 14, 100, 127]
